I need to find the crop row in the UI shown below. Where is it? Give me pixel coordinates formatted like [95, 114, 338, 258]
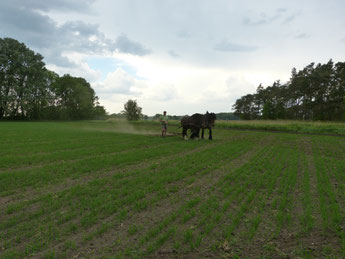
[1, 122, 345, 258]
[0, 132, 262, 257]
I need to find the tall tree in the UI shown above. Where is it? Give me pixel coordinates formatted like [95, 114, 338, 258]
[233, 60, 345, 121]
[311, 60, 333, 120]
[262, 101, 275, 119]
[0, 38, 47, 119]
[122, 99, 143, 121]
[332, 62, 345, 120]
[253, 84, 265, 118]
[52, 75, 97, 120]
[0, 37, 107, 120]
[233, 94, 255, 120]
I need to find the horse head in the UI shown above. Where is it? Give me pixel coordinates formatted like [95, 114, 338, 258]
[205, 112, 216, 127]
[180, 115, 190, 127]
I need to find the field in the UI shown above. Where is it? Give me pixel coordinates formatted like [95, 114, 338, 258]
[1, 120, 345, 258]
[216, 120, 345, 136]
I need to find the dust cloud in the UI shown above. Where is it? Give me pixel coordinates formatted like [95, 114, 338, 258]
[79, 119, 163, 136]
[107, 119, 158, 135]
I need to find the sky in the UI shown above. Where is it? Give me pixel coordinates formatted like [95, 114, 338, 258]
[1, 0, 345, 116]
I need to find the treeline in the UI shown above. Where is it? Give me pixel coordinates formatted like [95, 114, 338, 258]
[0, 37, 106, 120]
[233, 60, 345, 121]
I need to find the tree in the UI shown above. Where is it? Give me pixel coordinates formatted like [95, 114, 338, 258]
[92, 105, 107, 119]
[0, 37, 108, 120]
[262, 101, 275, 119]
[122, 99, 143, 121]
[215, 112, 239, 120]
[253, 84, 265, 118]
[233, 60, 345, 121]
[232, 94, 255, 120]
[0, 37, 48, 119]
[52, 74, 97, 120]
[332, 62, 345, 120]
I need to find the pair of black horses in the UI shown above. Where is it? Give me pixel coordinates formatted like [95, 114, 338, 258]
[180, 112, 217, 140]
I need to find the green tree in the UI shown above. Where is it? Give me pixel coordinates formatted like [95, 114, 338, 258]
[0, 37, 48, 119]
[215, 112, 239, 120]
[311, 60, 333, 120]
[233, 61, 345, 121]
[122, 99, 143, 121]
[332, 62, 345, 120]
[0, 37, 107, 121]
[262, 101, 275, 119]
[254, 84, 265, 118]
[52, 74, 96, 120]
[233, 94, 256, 120]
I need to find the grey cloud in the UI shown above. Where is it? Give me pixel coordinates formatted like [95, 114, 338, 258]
[243, 17, 267, 26]
[0, 2, 55, 37]
[115, 34, 152, 56]
[0, 1, 152, 70]
[277, 8, 287, 13]
[244, 8, 298, 26]
[58, 21, 116, 54]
[176, 31, 191, 38]
[214, 40, 257, 52]
[9, 0, 95, 13]
[60, 21, 100, 36]
[168, 50, 180, 58]
[43, 49, 78, 68]
[341, 38, 345, 43]
[282, 14, 297, 24]
[295, 33, 308, 39]
[243, 12, 281, 26]
[0, 1, 114, 64]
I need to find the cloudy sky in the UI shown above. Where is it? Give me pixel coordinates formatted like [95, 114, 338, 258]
[1, 0, 345, 115]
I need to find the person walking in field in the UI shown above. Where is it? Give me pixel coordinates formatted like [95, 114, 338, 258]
[160, 111, 168, 137]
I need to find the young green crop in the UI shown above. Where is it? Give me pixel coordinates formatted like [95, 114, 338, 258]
[1, 121, 345, 258]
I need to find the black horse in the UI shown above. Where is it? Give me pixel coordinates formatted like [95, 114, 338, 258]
[180, 112, 217, 140]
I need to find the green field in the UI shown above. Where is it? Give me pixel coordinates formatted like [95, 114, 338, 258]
[1, 120, 345, 258]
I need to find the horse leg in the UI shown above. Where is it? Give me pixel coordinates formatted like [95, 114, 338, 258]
[201, 128, 204, 139]
[182, 127, 188, 140]
[208, 127, 213, 140]
[191, 127, 199, 140]
[195, 128, 200, 140]
[190, 128, 195, 139]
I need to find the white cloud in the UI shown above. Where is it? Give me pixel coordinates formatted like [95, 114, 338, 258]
[95, 68, 147, 95]
[46, 52, 101, 82]
[144, 83, 179, 102]
[214, 40, 258, 52]
[2, 0, 345, 116]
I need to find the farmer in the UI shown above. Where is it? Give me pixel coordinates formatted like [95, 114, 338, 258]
[160, 111, 168, 137]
